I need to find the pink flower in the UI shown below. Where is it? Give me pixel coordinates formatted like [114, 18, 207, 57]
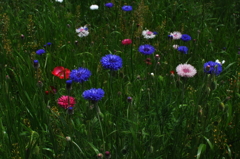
[57, 95, 76, 109]
[142, 29, 156, 39]
[176, 64, 197, 77]
[121, 39, 132, 45]
[170, 31, 182, 40]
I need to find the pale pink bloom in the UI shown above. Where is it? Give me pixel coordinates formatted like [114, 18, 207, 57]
[176, 64, 197, 78]
[142, 29, 156, 39]
[76, 25, 89, 37]
[173, 44, 179, 49]
[57, 95, 76, 109]
[170, 31, 182, 40]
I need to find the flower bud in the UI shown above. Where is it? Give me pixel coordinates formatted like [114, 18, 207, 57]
[155, 54, 160, 61]
[33, 60, 40, 69]
[105, 151, 111, 159]
[173, 45, 179, 49]
[66, 80, 72, 90]
[97, 153, 103, 159]
[67, 107, 74, 115]
[66, 136, 71, 141]
[127, 97, 132, 102]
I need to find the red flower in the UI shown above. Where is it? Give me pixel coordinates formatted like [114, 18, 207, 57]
[170, 70, 175, 75]
[121, 39, 132, 45]
[52, 66, 70, 79]
[57, 95, 76, 109]
[144, 58, 152, 65]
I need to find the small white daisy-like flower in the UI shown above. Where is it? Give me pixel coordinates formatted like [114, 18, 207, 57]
[170, 31, 182, 40]
[173, 44, 179, 49]
[142, 29, 156, 39]
[215, 59, 225, 65]
[90, 5, 99, 10]
[150, 73, 154, 76]
[55, 0, 63, 2]
[76, 25, 89, 37]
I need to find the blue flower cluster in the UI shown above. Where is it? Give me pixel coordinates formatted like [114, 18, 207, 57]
[105, 3, 114, 8]
[138, 44, 155, 55]
[177, 46, 188, 54]
[181, 34, 191, 42]
[203, 61, 222, 76]
[70, 67, 91, 83]
[36, 49, 46, 55]
[122, 5, 132, 11]
[82, 88, 105, 102]
[44, 42, 52, 47]
[100, 54, 123, 71]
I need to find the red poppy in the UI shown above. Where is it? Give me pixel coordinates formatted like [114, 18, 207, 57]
[121, 39, 132, 45]
[52, 66, 70, 79]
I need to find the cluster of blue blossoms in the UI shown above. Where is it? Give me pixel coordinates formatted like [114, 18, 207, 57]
[203, 61, 222, 76]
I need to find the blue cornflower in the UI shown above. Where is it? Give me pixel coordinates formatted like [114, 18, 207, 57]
[46, 42, 52, 46]
[36, 49, 46, 55]
[122, 5, 132, 11]
[153, 31, 158, 35]
[105, 3, 114, 8]
[82, 88, 105, 102]
[203, 61, 222, 76]
[177, 46, 188, 54]
[138, 44, 155, 55]
[181, 34, 191, 42]
[100, 54, 123, 71]
[69, 67, 91, 83]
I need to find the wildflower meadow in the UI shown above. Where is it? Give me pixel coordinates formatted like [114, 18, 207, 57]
[1, 0, 240, 158]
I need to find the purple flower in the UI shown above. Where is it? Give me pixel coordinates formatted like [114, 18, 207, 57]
[69, 67, 91, 83]
[100, 54, 123, 71]
[82, 88, 105, 102]
[122, 5, 132, 11]
[177, 46, 188, 54]
[203, 61, 222, 76]
[139, 44, 155, 55]
[105, 3, 114, 8]
[36, 49, 46, 55]
[181, 34, 191, 42]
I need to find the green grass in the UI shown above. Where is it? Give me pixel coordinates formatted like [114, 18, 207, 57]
[0, 0, 240, 158]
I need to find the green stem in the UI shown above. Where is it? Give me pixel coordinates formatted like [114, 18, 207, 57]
[95, 102, 105, 152]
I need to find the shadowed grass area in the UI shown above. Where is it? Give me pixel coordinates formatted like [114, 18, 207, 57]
[0, 0, 239, 158]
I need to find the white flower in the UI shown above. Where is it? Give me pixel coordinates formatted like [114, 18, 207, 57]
[170, 31, 182, 40]
[173, 44, 179, 49]
[142, 29, 156, 39]
[76, 25, 89, 37]
[90, 5, 99, 10]
[215, 59, 225, 65]
[150, 73, 154, 76]
[55, 0, 63, 2]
